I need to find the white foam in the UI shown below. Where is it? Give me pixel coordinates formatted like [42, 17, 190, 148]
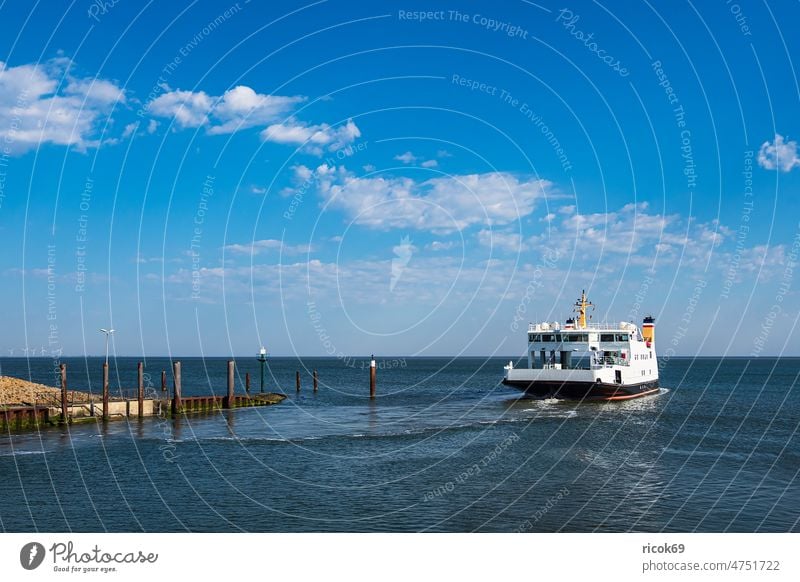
[0, 449, 49, 457]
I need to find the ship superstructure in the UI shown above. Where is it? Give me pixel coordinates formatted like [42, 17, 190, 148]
[503, 291, 659, 401]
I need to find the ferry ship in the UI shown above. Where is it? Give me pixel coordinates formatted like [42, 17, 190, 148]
[503, 291, 659, 401]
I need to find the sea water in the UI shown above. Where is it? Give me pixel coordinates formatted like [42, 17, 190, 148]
[0, 356, 797, 532]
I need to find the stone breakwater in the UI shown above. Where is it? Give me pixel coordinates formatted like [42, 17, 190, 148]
[0, 376, 92, 407]
[1, 372, 287, 433]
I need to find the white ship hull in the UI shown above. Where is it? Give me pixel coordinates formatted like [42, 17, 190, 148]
[503, 366, 659, 401]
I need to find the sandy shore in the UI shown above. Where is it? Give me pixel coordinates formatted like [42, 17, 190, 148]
[0, 376, 93, 407]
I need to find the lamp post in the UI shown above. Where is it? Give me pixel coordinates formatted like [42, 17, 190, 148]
[99, 328, 115, 366]
[257, 347, 268, 393]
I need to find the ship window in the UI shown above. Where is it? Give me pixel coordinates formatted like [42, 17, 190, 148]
[600, 333, 615, 342]
[553, 333, 561, 342]
[615, 334, 629, 342]
[541, 334, 554, 342]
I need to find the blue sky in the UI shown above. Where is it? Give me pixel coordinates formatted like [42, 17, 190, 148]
[0, 0, 798, 358]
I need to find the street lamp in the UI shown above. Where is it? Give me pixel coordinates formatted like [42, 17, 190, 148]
[257, 347, 268, 393]
[99, 328, 115, 366]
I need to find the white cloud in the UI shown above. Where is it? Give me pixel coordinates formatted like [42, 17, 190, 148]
[223, 239, 312, 256]
[260, 118, 361, 154]
[0, 58, 124, 154]
[148, 84, 304, 134]
[733, 244, 788, 279]
[428, 240, 456, 251]
[541, 202, 673, 254]
[64, 78, 125, 106]
[165, 254, 515, 306]
[162, 203, 790, 315]
[289, 164, 314, 183]
[758, 134, 800, 172]
[394, 151, 417, 164]
[302, 164, 551, 232]
[121, 118, 158, 140]
[147, 84, 358, 155]
[250, 185, 267, 195]
[148, 89, 213, 128]
[122, 122, 138, 139]
[161, 200, 790, 314]
[477, 229, 523, 253]
[393, 151, 442, 167]
[208, 86, 303, 134]
[437, 149, 453, 158]
[526, 202, 734, 272]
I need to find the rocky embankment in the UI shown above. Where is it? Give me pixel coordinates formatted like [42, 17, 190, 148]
[0, 376, 92, 407]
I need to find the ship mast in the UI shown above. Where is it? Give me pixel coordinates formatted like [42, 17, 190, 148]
[573, 290, 595, 329]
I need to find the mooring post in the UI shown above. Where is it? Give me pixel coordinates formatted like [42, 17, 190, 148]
[159, 370, 167, 416]
[370, 355, 376, 399]
[296, 370, 301, 392]
[102, 362, 109, 421]
[313, 369, 318, 392]
[172, 361, 182, 415]
[225, 360, 235, 409]
[137, 361, 144, 418]
[245, 372, 251, 395]
[60, 363, 68, 424]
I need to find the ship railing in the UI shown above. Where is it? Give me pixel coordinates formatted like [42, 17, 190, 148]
[590, 356, 630, 368]
[528, 321, 637, 332]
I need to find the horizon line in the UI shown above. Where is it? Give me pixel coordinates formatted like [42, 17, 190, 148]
[1, 354, 797, 359]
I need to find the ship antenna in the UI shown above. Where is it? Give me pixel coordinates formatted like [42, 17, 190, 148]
[573, 289, 595, 329]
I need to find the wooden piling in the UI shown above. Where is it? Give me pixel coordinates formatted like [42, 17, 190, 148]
[313, 369, 318, 392]
[369, 355, 376, 399]
[102, 362, 109, 421]
[225, 360, 235, 409]
[245, 372, 250, 395]
[296, 370, 301, 392]
[172, 361, 182, 415]
[161, 370, 167, 393]
[60, 363, 68, 424]
[137, 361, 144, 418]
